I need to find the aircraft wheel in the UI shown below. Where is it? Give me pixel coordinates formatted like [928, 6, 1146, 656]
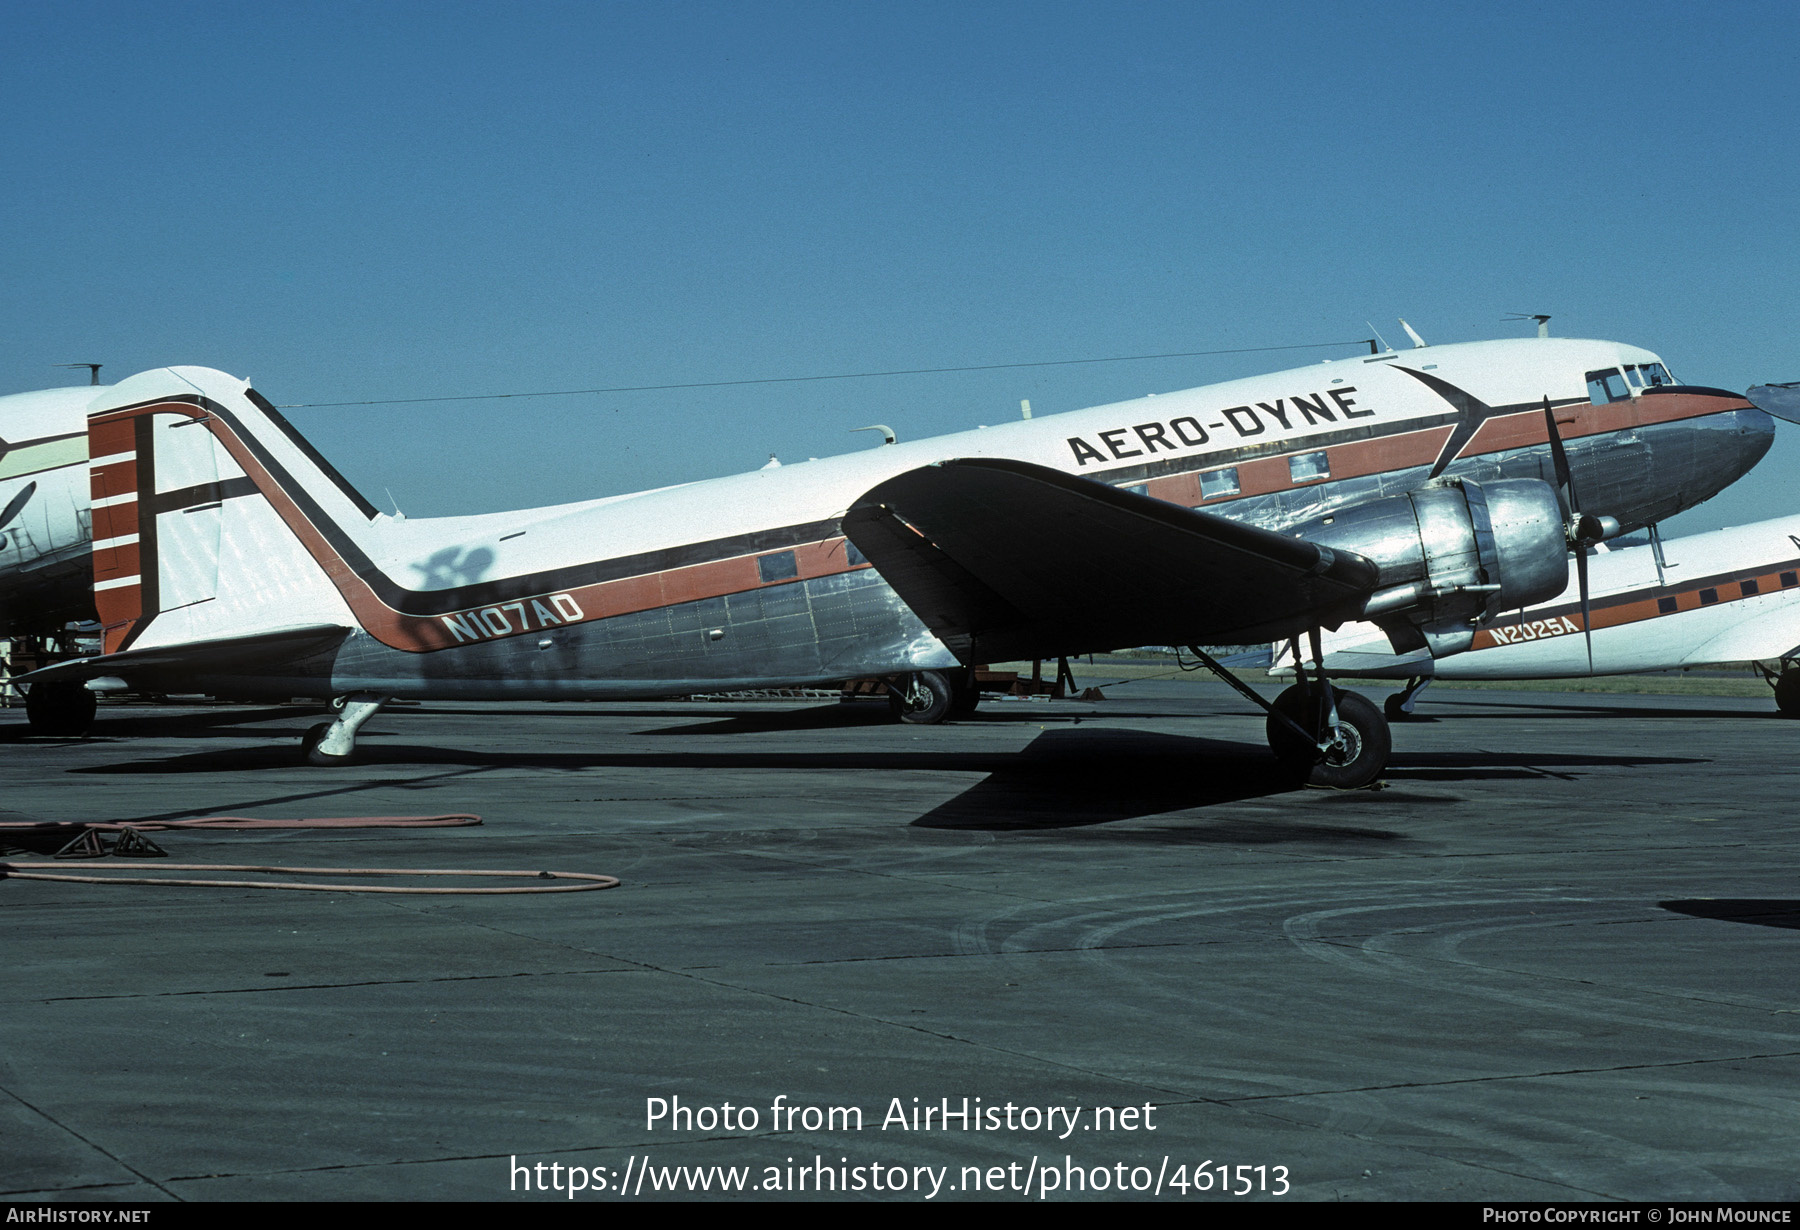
[949, 668, 981, 715]
[1267, 684, 1390, 789]
[1776, 669, 1800, 718]
[888, 670, 955, 725]
[25, 682, 97, 737]
[300, 721, 352, 766]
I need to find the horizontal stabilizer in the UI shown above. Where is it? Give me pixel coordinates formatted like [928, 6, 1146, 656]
[18, 624, 350, 690]
[844, 458, 1379, 663]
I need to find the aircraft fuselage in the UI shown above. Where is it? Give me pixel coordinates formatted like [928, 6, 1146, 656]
[0, 337, 1775, 701]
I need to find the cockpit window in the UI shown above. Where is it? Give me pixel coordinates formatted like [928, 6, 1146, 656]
[1586, 369, 1631, 403]
[1617, 362, 1676, 391]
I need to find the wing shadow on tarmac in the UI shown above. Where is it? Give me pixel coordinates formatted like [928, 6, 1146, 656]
[1661, 899, 1800, 929]
[54, 704, 1705, 833]
[909, 727, 1306, 832]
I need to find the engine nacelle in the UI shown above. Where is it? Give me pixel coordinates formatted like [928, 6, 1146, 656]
[1289, 478, 1568, 656]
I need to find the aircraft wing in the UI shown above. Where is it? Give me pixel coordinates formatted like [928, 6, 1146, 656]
[16, 624, 351, 690]
[1680, 603, 1800, 667]
[844, 458, 1380, 663]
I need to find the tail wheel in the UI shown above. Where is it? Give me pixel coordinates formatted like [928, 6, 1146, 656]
[888, 670, 955, 725]
[1267, 684, 1390, 789]
[25, 682, 98, 737]
[300, 722, 352, 766]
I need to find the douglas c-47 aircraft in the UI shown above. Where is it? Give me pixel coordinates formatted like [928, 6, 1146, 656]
[0, 336, 1775, 787]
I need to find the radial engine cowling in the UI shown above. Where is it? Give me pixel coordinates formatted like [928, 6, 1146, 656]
[1289, 478, 1568, 656]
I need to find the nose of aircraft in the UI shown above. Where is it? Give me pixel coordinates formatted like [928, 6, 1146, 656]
[1600, 387, 1775, 532]
[1686, 389, 1775, 493]
[1727, 401, 1777, 467]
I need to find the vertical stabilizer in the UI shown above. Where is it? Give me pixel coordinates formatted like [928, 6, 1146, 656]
[86, 367, 361, 654]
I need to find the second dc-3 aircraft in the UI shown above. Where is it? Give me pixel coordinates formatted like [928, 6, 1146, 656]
[1, 334, 1776, 786]
[1270, 512, 1800, 717]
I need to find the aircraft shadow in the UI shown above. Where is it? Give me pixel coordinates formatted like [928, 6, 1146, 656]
[1386, 750, 1703, 781]
[1660, 899, 1800, 930]
[642, 704, 909, 735]
[0, 706, 325, 744]
[63, 725, 1408, 836]
[907, 728, 1335, 832]
[1417, 698, 1774, 720]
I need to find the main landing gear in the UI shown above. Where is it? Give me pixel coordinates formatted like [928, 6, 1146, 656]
[1755, 659, 1800, 718]
[24, 681, 98, 737]
[1189, 634, 1391, 789]
[300, 693, 389, 765]
[887, 669, 974, 724]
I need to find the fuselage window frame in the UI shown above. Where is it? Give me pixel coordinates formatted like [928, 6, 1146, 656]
[1288, 451, 1330, 484]
[1199, 467, 1241, 500]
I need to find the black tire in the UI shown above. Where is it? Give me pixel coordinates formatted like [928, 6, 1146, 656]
[300, 721, 351, 766]
[1776, 669, 1800, 718]
[25, 682, 98, 737]
[887, 670, 955, 725]
[948, 668, 981, 715]
[1266, 684, 1390, 789]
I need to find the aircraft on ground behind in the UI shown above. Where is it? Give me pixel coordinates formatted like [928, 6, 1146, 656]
[0, 384, 102, 634]
[0, 334, 1776, 786]
[1270, 513, 1800, 717]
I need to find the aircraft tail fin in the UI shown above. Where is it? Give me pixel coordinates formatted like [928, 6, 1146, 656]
[86, 367, 365, 654]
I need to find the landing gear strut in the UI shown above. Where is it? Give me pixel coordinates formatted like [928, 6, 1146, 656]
[1189, 633, 1391, 789]
[1384, 675, 1433, 721]
[300, 693, 390, 765]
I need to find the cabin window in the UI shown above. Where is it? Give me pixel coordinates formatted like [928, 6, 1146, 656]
[1586, 369, 1631, 403]
[1657, 596, 1678, 614]
[1784, 571, 1798, 588]
[1118, 482, 1148, 498]
[1699, 587, 1719, 605]
[843, 539, 867, 567]
[757, 550, 798, 583]
[1288, 451, 1330, 483]
[1199, 467, 1240, 500]
[1741, 579, 1760, 596]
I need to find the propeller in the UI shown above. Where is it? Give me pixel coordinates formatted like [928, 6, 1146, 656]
[1540, 397, 1619, 672]
[1747, 383, 1800, 424]
[0, 480, 35, 531]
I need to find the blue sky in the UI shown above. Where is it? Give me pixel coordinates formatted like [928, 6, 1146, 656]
[4, 1, 1796, 530]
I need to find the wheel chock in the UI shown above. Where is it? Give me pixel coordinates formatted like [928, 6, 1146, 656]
[110, 828, 168, 858]
[52, 828, 109, 859]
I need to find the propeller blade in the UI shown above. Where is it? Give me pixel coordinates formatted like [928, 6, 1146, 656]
[1541, 395, 1577, 516]
[0, 480, 34, 530]
[1748, 383, 1800, 424]
[1575, 543, 1594, 674]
